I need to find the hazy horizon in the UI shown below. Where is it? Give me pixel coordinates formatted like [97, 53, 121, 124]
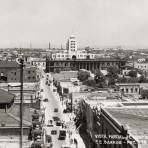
[1, 0, 148, 48]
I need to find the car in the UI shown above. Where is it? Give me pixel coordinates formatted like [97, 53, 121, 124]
[56, 121, 62, 126]
[54, 108, 58, 112]
[43, 98, 48, 102]
[52, 116, 60, 121]
[51, 130, 57, 135]
[59, 130, 66, 140]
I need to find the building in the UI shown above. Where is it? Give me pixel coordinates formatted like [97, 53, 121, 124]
[134, 62, 148, 71]
[74, 91, 123, 148]
[46, 58, 126, 73]
[100, 105, 148, 148]
[51, 35, 95, 60]
[0, 89, 32, 148]
[0, 61, 38, 83]
[116, 83, 140, 95]
[7, 82, 39, 104]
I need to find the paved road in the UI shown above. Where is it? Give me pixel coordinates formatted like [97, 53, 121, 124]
[40, 73, 74, 148]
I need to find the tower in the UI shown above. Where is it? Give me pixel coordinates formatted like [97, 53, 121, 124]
[49, 42, 51, 49]
[66, 35, 77, 59]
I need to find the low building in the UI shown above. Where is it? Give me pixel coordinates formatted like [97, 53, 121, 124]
[100, 105, 148, 148]
[0, 89, 32, 148]
[134, 62, 148, 71]
[116, 83, 140, 94]
[7, 82, 39, 103]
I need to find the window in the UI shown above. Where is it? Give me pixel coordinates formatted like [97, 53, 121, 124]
[28, 77, 30, 80]
[126, 88, 128, 93]
[14, 72, 16, 75]
[0, 72, 4, 76]
[28, 71, 30, 74]
[135, 88, 138, 92]
[131, 88, 133, 93]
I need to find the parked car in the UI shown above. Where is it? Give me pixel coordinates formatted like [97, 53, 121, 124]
[54, 108, 58, 112]
[56, 121, 62, 126]
[52, 116, 60, 121]
[59, 130, 66, 140]
[43, 98, 48, 102]
[51, 130, 57, 135]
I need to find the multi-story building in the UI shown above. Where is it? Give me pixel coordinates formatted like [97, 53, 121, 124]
[0, 89, 32, 148]
[46, 58, 126, 73]
[51, 35, 95, 60]
[100, 105, 148, 148]
[0, 61, 38, 83]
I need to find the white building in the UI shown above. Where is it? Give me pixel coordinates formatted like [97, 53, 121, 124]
[134, 62, 148, 71]
[52, 35, 95, 60]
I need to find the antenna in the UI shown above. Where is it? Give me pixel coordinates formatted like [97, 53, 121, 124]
[49, 42, 51, 49]
[30, 42, 32, 49]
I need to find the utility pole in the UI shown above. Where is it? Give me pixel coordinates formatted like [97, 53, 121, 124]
[20, 59, 24, 148]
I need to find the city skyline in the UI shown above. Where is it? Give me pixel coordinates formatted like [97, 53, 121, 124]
[1, 0, 148, 48]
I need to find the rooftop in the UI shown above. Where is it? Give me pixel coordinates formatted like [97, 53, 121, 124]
[52, 71, 78, 81]
[105, 107, 148, 143]
[0, 89, 15, 104]
[48, 58, 126, 62]
[0, 61, 19, 68]
[0, 104, 32, 127]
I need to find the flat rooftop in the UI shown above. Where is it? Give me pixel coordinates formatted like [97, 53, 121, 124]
[105, 107, 148, 143]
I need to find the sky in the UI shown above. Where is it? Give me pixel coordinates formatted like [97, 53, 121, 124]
[0, 0, 148, 48]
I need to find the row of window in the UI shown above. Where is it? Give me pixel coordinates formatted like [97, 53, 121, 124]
[121, 87, 139, 93]
[52, 54, 94, 58]
[137, 65, 148, 69]
[100, 62, 118, 66]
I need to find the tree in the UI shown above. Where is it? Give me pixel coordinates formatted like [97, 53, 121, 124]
[77, 70, 90, 82]
[141, 89, 148, 99]
[138, 75, 145, 83]
[108, 77, 116, 86]
[107, 66, 120, 79]
[94, 70, 106, 88]
[128, 70, 137, 78]
[83, 80, 96, 87]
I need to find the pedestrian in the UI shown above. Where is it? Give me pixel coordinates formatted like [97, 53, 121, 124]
[74, 138, 78, 147]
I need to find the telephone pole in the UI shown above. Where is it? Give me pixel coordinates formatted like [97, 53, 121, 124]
[20, 59, 24, 148]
